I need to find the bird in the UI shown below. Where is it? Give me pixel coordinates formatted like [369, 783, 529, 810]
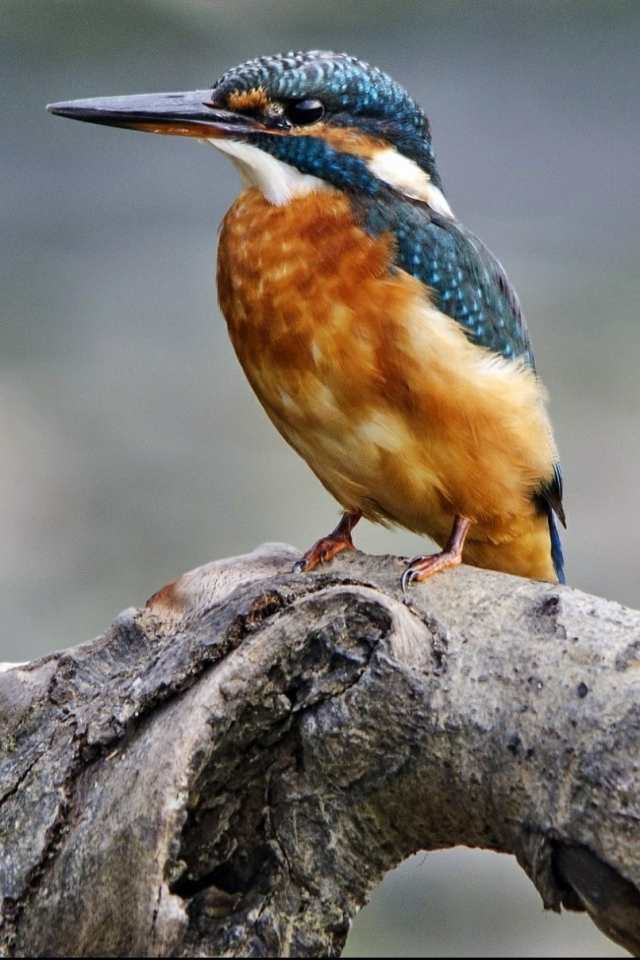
[47, 50, 565, 588]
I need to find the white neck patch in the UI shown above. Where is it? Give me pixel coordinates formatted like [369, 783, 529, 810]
[367, 147, 454, 218]
[203, 137, 331, 207]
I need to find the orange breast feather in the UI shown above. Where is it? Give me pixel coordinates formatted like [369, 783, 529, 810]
[217, 188, 559, 581]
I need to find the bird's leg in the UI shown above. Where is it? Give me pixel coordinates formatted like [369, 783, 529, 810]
[401, 515, 471, 593]
[294, 511, 363, 573]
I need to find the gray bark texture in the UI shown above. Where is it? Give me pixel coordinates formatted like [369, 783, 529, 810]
[1, 542, 640, 958]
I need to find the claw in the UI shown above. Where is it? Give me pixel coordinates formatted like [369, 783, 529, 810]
[401, 565, 418, 597]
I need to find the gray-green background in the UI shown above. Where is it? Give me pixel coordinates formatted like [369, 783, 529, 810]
[2, 0, 637, 955]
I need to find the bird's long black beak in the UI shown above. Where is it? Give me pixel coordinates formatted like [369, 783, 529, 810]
[46, 90, 258, 138]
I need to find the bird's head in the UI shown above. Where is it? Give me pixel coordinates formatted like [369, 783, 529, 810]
[48, 50, 451, 215]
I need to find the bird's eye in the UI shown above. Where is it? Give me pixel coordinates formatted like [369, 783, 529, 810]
[284, 98, 325, 126]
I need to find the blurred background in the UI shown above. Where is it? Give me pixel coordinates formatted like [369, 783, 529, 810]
[2, 0, 637, 954]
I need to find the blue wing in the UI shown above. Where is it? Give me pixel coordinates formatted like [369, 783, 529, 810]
[359, 194, 535, 365]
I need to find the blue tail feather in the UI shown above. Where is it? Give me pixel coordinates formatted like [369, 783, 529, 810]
[547, 508, 566, 584]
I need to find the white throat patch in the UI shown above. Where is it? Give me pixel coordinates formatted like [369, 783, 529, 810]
[367, 148, 454, 218]
[203, 137, 330, 206]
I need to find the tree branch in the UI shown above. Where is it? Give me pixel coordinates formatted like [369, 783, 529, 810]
[1, 543, 639, 957]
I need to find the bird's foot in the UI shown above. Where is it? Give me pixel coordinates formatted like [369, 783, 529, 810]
[401, 516, 471, 594]
[294, 535, 356, 573]
[294, 511, 362, 573]
[401, 550, 462, 594]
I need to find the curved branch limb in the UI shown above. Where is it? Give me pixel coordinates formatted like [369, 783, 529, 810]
[1, 543, 639, 957]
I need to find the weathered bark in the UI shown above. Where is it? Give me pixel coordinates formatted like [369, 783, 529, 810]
[1, 543, 639, 958]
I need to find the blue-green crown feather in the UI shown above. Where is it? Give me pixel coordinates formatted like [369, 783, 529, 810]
[213, 50, 441, 187]
[213, 50, 412, 117]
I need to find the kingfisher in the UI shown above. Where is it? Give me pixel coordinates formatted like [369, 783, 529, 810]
[48, 50, 566, 587]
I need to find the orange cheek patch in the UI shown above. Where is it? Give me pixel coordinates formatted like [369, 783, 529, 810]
[227, 87, 271, 112]
[293, 125, 388, 158]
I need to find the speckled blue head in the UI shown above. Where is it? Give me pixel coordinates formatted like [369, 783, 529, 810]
[212, 50, 442, 190]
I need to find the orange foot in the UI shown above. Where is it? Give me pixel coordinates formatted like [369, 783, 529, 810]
[294, 511, 362, 573]
[401, 516, 471, 594]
